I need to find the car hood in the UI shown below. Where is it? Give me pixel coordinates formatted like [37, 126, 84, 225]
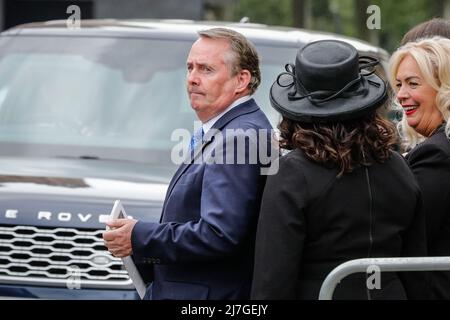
[0, 157, 175, 228]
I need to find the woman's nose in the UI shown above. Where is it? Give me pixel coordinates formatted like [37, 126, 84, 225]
[396, 85, 409, 102]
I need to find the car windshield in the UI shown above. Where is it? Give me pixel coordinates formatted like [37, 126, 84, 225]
[0, 36, 296, 164]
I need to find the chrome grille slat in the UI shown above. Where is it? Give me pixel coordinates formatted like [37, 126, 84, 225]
[0, 225, 133, 289]
[0, 249, 113, 261]
[0, 230, 101, 242]
[0, 238, 104, 247]
[0, 225, 104, 236]
[0, 268, 130, 280]
[0, 243, 103, 253]
[0, 255, 128, 269]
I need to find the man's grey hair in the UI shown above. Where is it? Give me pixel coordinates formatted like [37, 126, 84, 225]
[198, 27, 261, 95]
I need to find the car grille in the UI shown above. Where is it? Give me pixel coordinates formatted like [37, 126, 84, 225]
[0, 224, 133, 289]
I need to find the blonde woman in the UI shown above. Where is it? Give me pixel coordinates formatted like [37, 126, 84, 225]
[390, 37, 450, 299]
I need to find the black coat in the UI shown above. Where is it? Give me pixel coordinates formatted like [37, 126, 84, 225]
[251, 149, 427, 300]
[405, 124, 450, 299]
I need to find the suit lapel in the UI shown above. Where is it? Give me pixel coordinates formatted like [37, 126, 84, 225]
[161, 99, 260, 218]
[209, 98, 258, 132]
[161, 134, 213, 213]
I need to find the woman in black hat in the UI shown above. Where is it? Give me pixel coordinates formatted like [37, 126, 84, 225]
[251, 40, 427, 300]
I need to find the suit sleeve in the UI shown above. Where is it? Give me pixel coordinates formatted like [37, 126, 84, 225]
[251, 155, 307, 300]
[406, 143, 450, 244]
[130, 129, 267, 264]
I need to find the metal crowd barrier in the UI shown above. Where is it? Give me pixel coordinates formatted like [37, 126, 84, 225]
[318, 256, 450, 300]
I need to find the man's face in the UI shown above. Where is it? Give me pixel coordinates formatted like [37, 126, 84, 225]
[186, 37, 241, 122]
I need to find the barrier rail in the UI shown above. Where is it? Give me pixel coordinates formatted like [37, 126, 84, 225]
[318, 256, 450, 300]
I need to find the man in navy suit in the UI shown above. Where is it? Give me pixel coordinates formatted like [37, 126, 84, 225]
[103, 28, 273, 299]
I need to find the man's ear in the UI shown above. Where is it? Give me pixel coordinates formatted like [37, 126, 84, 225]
[234, 69, 252, 94]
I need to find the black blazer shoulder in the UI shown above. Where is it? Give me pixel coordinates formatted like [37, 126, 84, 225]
[406, 126, 450, 166]
[280, 148, 421, 200]
[277, 149, 341, 201]
[404, 125, 450, 256]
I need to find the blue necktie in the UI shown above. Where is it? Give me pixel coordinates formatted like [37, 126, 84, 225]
[190, 127, 204, 156]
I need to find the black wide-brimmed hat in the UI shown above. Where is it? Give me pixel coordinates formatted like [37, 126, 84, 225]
[270, 39, 387, 123]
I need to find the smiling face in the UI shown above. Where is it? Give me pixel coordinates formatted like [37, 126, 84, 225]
[395, 54, 443, 137]
[186, 37, 250, 123]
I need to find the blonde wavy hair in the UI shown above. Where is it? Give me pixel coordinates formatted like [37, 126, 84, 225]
[388, 37, 450, 150]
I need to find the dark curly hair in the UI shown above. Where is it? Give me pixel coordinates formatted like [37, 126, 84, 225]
[278, 112, 398, 177]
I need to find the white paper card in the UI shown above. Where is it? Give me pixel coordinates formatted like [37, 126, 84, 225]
[107, 200, 147, 299]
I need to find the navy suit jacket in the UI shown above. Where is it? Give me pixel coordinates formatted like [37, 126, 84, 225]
[131, 99, 273, 299]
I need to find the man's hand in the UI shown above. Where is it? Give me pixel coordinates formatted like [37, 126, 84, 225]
[103, 218, 138, 258]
